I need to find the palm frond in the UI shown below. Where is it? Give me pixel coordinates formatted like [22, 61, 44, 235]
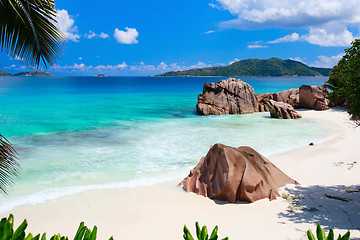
[0, 134, 19, 194]
[0, 0, 66, 67]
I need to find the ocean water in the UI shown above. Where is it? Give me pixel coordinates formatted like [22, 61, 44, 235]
[0, 76, 335, 211]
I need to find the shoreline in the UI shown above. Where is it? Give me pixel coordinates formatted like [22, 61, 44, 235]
[1, 108, 359, 239]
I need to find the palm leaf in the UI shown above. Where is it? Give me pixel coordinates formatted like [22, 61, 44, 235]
[0, 0, 66, 67]
[0, 134, 19, 194]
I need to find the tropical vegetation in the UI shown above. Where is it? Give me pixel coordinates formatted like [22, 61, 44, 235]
[0, 0, 65, 67]
[157, 58, 332, 77]
[0, 0, 65, 193]
[0, 135, 19, 194]
[183, 222, 229, 240]
[0, 214, 114, 240]
[307, 223, 350, 240]
[324, 39, 360, 125]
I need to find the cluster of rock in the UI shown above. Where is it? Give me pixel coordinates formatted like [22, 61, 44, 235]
[268, 100, 302, 119]
[196, 78, 258, 115]
[196, 78, 330, 119]
[179, 143, 299, 203]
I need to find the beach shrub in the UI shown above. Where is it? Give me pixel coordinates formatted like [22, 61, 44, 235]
[307, 223, 350, 240]
[183, 221, 229, 240]
[0, 214, 113, 240]
[324, 39, 360, 125]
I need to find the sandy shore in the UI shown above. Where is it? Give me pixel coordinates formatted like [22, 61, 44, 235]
[1, 108, 359, 240]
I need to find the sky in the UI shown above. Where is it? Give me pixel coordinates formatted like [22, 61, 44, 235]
[1, 0, 359, 76]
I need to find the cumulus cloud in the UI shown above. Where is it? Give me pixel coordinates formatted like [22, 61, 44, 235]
[99, 32, 110, 38]
[56, 10, 80, 42]
[190, 61, 212, 68]
[114, 27, 139, 44]
[85, 31, 97, 39]
[312, 53, 344, 68]
[247, 44, 267, 49]
[228, 58, 240, 65]
[269, 33, 301, 44]
[95, 62, 128, 70]
[215, 0, 360, 46]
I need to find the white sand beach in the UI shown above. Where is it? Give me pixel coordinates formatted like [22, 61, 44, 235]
[1, 108, 359, 240]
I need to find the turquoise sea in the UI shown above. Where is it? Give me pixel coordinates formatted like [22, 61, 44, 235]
[0, 76, 335, 211]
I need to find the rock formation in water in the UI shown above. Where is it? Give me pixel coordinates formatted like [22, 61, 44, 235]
[299, 85, 330, 110]
[196, 78, 258, 115]
[256, 88, 299, 112]
[179, 144, 298, 203]
[267, 100, 302, 119]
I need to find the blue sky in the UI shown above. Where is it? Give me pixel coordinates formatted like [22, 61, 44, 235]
[1, 0, 359, 76]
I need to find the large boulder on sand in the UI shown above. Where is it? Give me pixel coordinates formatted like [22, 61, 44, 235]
[299, 85, 330, 110]
[196, 78, 258, 115]
[267, 100, 302, 119]
[257, 88, 299, 112]
[179, 144, 298, 203]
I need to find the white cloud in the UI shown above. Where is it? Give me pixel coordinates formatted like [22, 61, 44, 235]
[247, 44, 267, 49]
[78, 57, 82, 60]
[190, 61, 212, 68]
[289, 57, 307, 64]
[228, 58, 240, 65]
[303, 25, 356, 47]
[312, 53, 344, 68]
[215, 0, 360, 47]
[114, 27, 139, 44]
[94, 62, 128, 70]
[205, 30, 215, 34]
[85, 31, 97, 39]
[269, 33, 301, 44]
[99, 32, 110, 39]
[56, 10, 80, 42]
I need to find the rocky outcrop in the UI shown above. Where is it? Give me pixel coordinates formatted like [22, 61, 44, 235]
[257, 88, 299, 112]
[299, 85, 330, 110]
[267, 100, 302, 119]
[179, 144, 298, 203]
[196, 78, 258, 115]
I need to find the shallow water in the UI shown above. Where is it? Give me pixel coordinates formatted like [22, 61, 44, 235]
[0, 76, 334, 211]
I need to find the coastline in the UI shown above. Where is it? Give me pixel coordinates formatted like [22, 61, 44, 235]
[1, 108, 359, 239]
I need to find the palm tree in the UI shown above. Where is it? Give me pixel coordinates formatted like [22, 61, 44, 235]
[0, 0, 65, 193]
[0, 0, 66, 67]
[0, 135, 19, 194]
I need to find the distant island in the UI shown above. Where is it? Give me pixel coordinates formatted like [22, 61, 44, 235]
[156, 58, 332, 77]
[0, 71, 11, 76]
[96, 74, 107, 77]
[12, 71, 53, 76]
[0, 70, 53, 76]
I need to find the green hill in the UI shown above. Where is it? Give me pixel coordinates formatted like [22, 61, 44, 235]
[12, 71, 53, 76]
[0, 70, 10, 76]
[157, 58, 332, 77]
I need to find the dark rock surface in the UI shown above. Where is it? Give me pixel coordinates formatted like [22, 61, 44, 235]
[256, 88, 299, 112]
[299, 85, 330, 110]
[267, 100, 302, 119]
[180, 143, 299, 203]
[196, 78, 258, 115]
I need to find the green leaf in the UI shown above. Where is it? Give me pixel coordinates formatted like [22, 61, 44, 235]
[41, 233, 46, 240]
[340, 231, 350, 240]
[200, 226, 208, 240]
[196, 222, 201, 240]
[316, 223, 326, 240]
[183, 225, 194, 240]
[89, 226, 97, 240]
[209, 226, 218, 240]
[327, 229, 334, 240]
[221, 238, 229, 240]
[307, 230, 315, 240]
[108, 237, 114, 240]
[12, 219, 27, 240]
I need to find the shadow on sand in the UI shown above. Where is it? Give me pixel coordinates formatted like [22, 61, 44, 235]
[279, 185, 360, 231]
